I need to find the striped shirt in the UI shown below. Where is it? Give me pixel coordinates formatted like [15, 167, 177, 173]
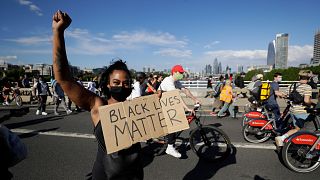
[287, 83, 312, 114]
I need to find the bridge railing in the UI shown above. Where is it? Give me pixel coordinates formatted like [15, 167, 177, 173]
[27, 80, 318, 90]
[180, 80, 320, 89]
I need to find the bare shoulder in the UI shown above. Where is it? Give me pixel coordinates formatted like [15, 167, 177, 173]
[91, 97, 107, 126]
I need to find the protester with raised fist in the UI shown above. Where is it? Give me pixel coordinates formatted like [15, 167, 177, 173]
[52, 10, 142, 180]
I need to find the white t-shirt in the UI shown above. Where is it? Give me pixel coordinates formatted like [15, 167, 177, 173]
[127, 81, 141, 100]
[158, 75, 184, 92]
[87, 81, 97, 93]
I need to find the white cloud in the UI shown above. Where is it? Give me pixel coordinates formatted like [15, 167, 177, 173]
[183, 45, 313, 72]
[65, 28, 116, 55]
[18, 0, 43, 16]
[204, 49, 267, 59]
[6, 28, 189, 56]
[64, 29, 189, 55]
[204, 41, 220, 49]
[0, 56, 18, 61]
[154, 48, 192, 58]
[5, 36, 51, 45]
[113, 31, 188, 47]
[288, 45, 313, 65]
[18, 0, 32, 5]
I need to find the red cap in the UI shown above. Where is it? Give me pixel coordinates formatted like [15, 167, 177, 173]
[171, 65, 185, 74]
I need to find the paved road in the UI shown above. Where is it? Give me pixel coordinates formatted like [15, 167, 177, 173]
[2, 105, 320, 180]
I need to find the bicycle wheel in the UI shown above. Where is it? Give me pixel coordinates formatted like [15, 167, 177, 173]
[189, 126, 231, 162]
[242, 124, 271, 143]
[15, 96, 23, 106]
[282, 139, 320, 173]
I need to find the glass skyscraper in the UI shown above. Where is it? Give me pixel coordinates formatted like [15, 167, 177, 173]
[267, 40, 276, 68]
[275, 33, 289, 69]
[213, 58, 219, 74]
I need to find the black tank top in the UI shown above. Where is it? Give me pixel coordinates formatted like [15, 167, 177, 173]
[92, 121, 143, 180]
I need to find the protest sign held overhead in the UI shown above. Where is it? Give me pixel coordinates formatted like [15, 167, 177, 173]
[98, 90, 189, 154]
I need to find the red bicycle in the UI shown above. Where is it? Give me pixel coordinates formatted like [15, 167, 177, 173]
[281, 107, 320, 173]
[242, 100, 293, 143]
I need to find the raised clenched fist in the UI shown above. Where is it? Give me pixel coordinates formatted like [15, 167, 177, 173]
[52, 10, 72, 32]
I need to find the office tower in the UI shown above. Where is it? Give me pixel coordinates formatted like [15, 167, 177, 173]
[312, 31, 320, 65]
[267, 40, 276, 68]
[205, 64, 212, 76]
[213, 58, 219, 74]
[218, 62, 222, 74]
[237, 65, 244, 73]
[275, 33, 289, 69]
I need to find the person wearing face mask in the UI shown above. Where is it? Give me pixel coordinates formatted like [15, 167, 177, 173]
[157, 65, 200, 158]
[52, 10, 142, 179]
[127, 72, 147, 100]
[265, 72, 287, 130]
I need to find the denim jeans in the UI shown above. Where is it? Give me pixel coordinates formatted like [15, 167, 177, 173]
[291, 113, 310, 128]
[218, 102, 235, 117]
[265, 103, 281, 128]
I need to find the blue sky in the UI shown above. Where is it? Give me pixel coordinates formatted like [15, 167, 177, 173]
[0, 0, 319, 72]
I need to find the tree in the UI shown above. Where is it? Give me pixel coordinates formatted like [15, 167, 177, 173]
[4, 67, 25, 82]
[244, 69, 263, 81]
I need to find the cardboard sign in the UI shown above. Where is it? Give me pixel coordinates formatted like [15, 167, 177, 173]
[98, 90, 189, 154]
[159, 91, 189, 133]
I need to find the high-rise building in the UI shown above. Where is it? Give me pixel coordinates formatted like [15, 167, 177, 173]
[218, 62, 222, 74]
[267, 40, 276, 68]
[312, 31, 320, 65]
[213, 58, 219, 74]
[237, 65, 244, 73]
[205, 64, 212, 76]
[275, 33, 289, 69]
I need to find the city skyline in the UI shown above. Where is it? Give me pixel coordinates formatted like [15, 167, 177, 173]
[0, 0, 319, 72]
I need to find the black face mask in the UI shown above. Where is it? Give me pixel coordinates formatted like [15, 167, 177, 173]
[109, 86, 132, 102]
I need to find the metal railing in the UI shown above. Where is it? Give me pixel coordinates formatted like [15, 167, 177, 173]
[180, 80, 320, 89]
[26, 80, 319, 90]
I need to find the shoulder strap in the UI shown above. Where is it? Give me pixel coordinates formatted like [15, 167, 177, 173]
[289, 82, 297, 93]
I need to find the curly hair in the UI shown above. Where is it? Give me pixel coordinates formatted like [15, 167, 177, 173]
[98, 59, 132, 97]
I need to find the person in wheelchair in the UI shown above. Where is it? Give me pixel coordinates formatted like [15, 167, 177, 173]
[275, 70, 314, 146]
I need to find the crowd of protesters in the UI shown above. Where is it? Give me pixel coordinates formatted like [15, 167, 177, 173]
[2, 10, 320, 180]
[208, 72, 245, 118]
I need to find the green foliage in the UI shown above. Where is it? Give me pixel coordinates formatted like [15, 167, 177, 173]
[4, 67, 25, 81]
[245, 65, 320, 82]
[244, 69, 263, 81]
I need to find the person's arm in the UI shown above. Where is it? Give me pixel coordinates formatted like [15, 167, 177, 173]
[271, 82, 284, 98]
[147, 82, 156, 93]
[275, 90, 286, 98]
[180, 87, 200, 104]
[52, 10, 104, 123]
[47, 84, 52, 97]
[304, 95, 312, 106]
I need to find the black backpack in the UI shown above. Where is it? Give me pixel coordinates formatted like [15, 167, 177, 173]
[289, 83, 304, 104]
